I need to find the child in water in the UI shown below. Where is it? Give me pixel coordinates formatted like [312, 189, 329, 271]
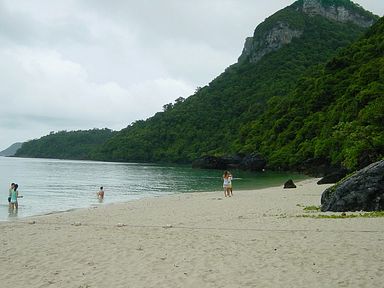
[97, 186, 104, 200]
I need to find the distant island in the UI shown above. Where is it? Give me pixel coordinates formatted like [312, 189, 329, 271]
[0, 142, 23, 157]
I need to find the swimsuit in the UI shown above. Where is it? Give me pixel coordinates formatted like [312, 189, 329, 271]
[223, 177, 230, 188]
[10, 190, 17, 203]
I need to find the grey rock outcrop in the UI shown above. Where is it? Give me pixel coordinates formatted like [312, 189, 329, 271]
[321, 160, 384, 212]
[240, 22, 303, 64]
[239, 0, 376, 64]
[301, 0, 375, 28]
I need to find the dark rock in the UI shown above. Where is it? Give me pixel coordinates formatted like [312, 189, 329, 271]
[296, 157, 350, 179]
[284, 179, 297, 189]
[296, 157, 332, 177]
[317, 169, 348, 184]
[219, 155, 243, 169]
[240, 153, 266, 171]
[192, 153, 266, 171]
[191, 156, 227, 170]
[321, 160, 384, 212]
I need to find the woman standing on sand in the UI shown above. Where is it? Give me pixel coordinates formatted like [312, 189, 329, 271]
[228, 172, 233, 197]
[223, 171, 232, 197]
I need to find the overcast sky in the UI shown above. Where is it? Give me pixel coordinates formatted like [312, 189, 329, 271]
[0, 0, 383, 150]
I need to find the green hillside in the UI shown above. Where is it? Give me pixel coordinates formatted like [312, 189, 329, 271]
[242, 16, 384, 171]
[15, 129, 116, 160]
[14, 0, 382, 174]
[91, 0, 379, 171]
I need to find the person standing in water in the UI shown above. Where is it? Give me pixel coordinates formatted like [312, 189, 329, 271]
[8, 183, 15, 208]
[10, 184, 19, 210]
[97, 186, 104, 200]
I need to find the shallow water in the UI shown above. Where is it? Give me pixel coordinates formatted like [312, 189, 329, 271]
[0, 157, 308, 221]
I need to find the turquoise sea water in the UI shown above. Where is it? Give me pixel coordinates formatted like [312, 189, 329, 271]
[0, 157, 308, 221]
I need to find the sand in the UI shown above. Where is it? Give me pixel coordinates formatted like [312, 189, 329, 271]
[1, 178, 383, 288]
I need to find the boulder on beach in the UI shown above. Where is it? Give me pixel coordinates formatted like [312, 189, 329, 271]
[321, 160, 384, 212]
[284, 179, 296, 189]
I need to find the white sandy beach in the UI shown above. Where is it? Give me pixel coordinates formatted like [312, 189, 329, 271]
[1, 178, 383, 288]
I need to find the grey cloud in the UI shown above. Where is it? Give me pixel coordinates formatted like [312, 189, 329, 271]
[0, 2, 39, 45]
[0, 1, 94, 48]
[0, 0, 383, 151]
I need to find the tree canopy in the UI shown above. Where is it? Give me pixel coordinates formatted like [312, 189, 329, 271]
[93, 9, 381, 172]
[15, 129, 116, 160]
[14, 4, 383, 174]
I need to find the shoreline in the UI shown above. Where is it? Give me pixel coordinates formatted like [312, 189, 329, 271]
[1, 156, 310, 222]
[1, 178, 298, 223]
[1, 178, 383, 288]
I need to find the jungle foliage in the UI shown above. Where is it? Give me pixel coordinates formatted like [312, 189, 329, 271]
[14, 3, 383, 172]
[245, 16, 384, 170]
[92, 6, 382, 170]
[15, 129, 116, 160]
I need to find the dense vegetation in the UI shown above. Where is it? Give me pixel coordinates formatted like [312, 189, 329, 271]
[14, 1, 383, 174]
[242, 17, 384, 171]
[92, 2, 379, 169]
[15, 129, 116, 160]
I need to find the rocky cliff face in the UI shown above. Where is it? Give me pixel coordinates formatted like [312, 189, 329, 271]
[239, 0, 376, 64]
[240, 22, 303, 63]
[301, 0, 375, 28]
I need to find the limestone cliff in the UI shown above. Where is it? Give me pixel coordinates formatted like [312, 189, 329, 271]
[239, 0, 377, 64]
[300, 0, 375, 27]
[240, 22, 303, 64]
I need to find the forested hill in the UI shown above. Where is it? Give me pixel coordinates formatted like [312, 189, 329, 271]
[0, 142, 22, 156]
[14, 0, 382, 173]
[90, 0, 380, 170]
[241, 16, 384, 172]
[15, 129, 116, 160]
